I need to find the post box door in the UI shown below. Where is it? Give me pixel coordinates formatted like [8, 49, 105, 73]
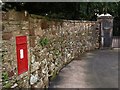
[16, 36, 28, 75]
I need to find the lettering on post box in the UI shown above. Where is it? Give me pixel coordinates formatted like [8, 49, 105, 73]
[16, 36, 28, 75]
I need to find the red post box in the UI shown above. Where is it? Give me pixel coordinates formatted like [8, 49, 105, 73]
[16, 36, 28, 75]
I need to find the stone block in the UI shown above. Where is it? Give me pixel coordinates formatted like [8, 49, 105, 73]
[20, 30, 29, 35]
[8, 70, 14, 77]
[17, 77, 29, 88]
[34, 28, 43, 36]
[9, 21, 21, 25]
[2, 11, 8, 20]
[21, 21, 29, 30]
[3, 25, 20, 32]
[34, 79, 44, 88]
[29, 36, 36, 47]
[2, 32, 13, 40]
[8, 10, 29, 21]
[31, 55, 35, 64]
[40, 19, 49, 29]
[31, 62, 40, 73]
[29, 28, 35, 36]
[30, 74, 38, 85]
[12, 30, 20, 36]
[8, 10, 20, 20]
[11, 83, 18, 88]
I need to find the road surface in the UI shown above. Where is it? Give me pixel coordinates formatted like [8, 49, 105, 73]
[49, 49, 119, 88]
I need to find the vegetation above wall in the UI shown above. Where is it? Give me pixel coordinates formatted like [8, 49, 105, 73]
[2, 2, 120, 20]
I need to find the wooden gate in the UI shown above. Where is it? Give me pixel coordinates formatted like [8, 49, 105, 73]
[112, 18, 120, 48]
[112, 36, 120, 48]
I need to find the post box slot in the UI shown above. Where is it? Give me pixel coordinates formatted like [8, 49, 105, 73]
[20, 49, 24, 59]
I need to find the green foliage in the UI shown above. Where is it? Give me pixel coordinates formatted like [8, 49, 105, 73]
[2, 72, 9, 81]
[39, 38, 49, 47]
[2, 2, 120, 20]
[49, 70, 57, 81]
[2, 71, 11, 88]
[3, 82, 11, 88]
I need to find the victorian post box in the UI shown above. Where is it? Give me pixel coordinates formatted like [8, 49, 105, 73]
[16, 36, 28, 75]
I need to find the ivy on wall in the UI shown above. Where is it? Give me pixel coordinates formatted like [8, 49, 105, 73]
[39, 38, 49, 47]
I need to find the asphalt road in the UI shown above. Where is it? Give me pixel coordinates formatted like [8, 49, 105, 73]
[49, 49, 119, 88]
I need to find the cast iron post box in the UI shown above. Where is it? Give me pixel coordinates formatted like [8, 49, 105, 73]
[16, 36, 28, 75]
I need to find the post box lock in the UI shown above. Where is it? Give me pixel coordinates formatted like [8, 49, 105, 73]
[16, 36, 28, 75]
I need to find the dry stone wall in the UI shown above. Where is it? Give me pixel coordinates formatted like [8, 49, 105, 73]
[1, 10, 100, 88]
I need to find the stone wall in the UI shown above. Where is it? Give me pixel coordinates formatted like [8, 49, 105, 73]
[1, 10, 100, 88]
[2, 10, 30, 88]
[0, 11, 2, 89]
